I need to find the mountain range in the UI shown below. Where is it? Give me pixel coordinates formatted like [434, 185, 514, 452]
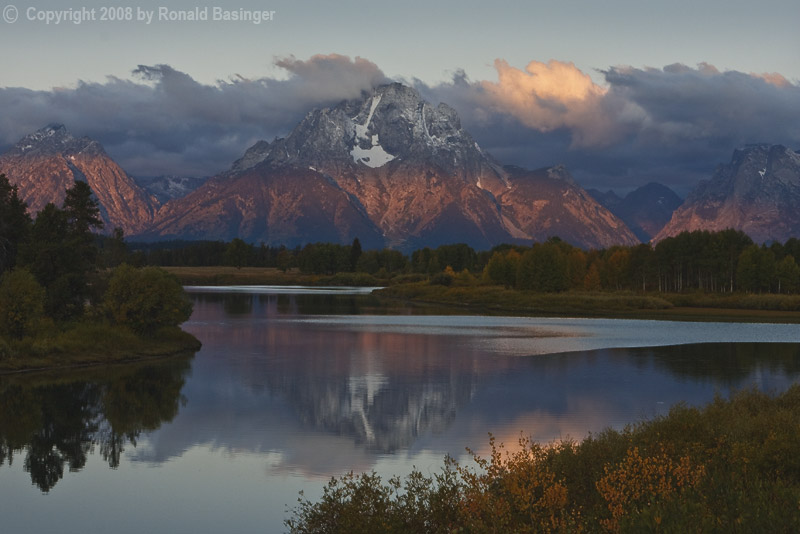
[588, 182, 683, 242]
[1, 84, 798, 249]
[148, 83, 637, 250]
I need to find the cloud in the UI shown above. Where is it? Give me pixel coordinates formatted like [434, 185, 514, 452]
[418, 61, 800, 193]
[0, 55, 797, 194]
[478, 59, 617, 147]
[0, 54, 388, 177]
[602, 64, 800, 145]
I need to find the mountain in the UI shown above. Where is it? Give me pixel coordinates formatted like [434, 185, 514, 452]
[0, 125, 158, 234]
[151, 165, 385, 248]
[135, 175, 209, 204]
[588, 182, 683, 242]
[499, 166, 637, 248]
[150, 83, 638, 249]
[655, 145, 800, 243]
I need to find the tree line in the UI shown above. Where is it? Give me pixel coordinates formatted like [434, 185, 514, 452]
[0, 174, 191, 342]
[480, 231, 800, 294]
[131, 231, 800, 294]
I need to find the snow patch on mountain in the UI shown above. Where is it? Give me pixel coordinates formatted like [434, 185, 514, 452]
[350, 94, 396, 168]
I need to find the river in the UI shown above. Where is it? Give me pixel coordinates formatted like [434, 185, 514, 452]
[2, 286, 800, 533]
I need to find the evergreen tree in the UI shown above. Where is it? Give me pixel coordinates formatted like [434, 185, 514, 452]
[223, 238, 252, 269]
[0, 174, 32, 274]
[101, 227, 129, 268]
[19, 181, 103, 320]
[350, 238, 362, 271]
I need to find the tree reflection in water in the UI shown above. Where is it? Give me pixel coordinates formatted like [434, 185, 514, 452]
[0, 355, 193, 492]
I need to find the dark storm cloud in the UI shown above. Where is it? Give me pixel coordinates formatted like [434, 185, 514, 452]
[0, 54, 389, 177]
[1, 56, 797, 194]
[417, 62, 800, 194]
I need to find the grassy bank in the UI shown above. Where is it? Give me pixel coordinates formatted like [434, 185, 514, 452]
[375, 283, 800, 322]
[162, 266, 385, 287]
[0, 323, 201, 374]
[162, 266, 800, 322]
[287, 386, 800, 533]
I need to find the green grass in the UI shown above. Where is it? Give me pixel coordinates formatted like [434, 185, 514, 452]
[162, 266, 384, 287]
[0, 322, 201, 373]
[377, 283, 673, 314]
[376, 283, 800, 323]
[662, 291, 800, 311]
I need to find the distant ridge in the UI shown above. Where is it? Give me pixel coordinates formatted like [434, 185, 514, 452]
[0, 125, 158, 233]
[655, 145, 800, 243]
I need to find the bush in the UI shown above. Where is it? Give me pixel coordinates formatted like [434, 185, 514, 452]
[429, 272, 454, 286]
[0, 268, 46, 339]
[104, 264, 193, 335]
[288, 387, 800, 533]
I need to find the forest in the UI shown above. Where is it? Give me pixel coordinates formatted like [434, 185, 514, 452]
[129, 231, 800, 295]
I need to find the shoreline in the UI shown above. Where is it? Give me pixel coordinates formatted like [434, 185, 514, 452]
[0, 347, 199, 376]
[0, 327, 202, 374]
[374, 284, 800, 324]
[163, 267, 800, 323]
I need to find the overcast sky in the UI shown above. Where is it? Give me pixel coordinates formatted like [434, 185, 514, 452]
[1, 0, 798, 194]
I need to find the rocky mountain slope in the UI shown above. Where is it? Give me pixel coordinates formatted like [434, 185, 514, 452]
[0, 125, 158, 234]
[500, 166, 637, 248]
[655, 145, 800, 243]
[588, 182, 682, 242]
[150, 83, 638, 249]
[151, 165, 385, 248]
[135, 175, 209, 204]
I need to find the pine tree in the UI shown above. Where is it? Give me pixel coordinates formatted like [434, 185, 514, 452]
[0, 174, 32, 274]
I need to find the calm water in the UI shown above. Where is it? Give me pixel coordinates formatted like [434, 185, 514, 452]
[3, 287, 800, 533]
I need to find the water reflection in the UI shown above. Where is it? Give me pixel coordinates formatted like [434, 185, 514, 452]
[151, 291, 800, 469]
[3, 290, 800, 534]
[0, 355, 193, 492]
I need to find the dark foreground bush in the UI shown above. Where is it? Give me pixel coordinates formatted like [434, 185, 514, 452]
[287, 386, 800, 533]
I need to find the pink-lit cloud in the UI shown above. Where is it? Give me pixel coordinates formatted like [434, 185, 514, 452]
[477, 59, 617, 147]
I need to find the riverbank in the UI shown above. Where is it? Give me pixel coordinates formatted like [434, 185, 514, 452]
[375, 283, 800, 323]
[162, 266, 385, 287]
[162, 267, 800, 322]
[0, 323, 201, 374]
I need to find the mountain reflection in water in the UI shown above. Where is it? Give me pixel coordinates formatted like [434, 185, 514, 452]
[146, 291, 800, 469]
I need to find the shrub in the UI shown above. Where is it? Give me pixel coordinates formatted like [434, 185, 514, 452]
[288, 387, 800, 533]
[104, 264, 193, 335]
[429, 272, 454, 286]
[0, 268, 46, 339]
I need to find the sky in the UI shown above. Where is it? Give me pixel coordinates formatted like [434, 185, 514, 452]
[1, 0, 798, 195]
